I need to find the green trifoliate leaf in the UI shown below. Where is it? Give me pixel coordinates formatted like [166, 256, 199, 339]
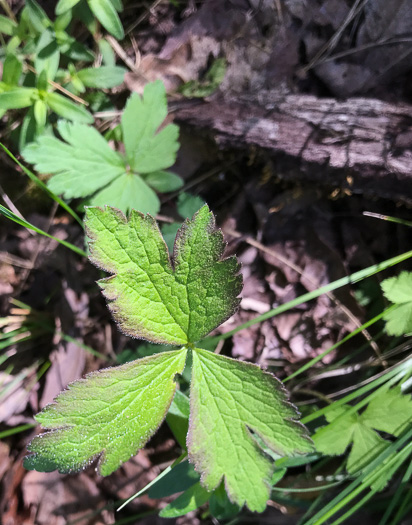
[24, 348, 187, 475]
[85, 205, 242, 345]
[313, 387, 412, 473]
[381, 271, 412, 335]
[122, 80, 179, 174]
[188, 347, 313, 512]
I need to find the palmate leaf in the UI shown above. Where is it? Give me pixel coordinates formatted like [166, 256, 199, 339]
[26, 205, 312, 513]
[22, 81, 181, 215]
[85, 205, 242, 344]
[188, 348, 313, 511]
[24, 349, 187, 475]
[313, 387, 412, 474]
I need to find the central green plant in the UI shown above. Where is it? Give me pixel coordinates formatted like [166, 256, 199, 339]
[24, 205, 312, 512]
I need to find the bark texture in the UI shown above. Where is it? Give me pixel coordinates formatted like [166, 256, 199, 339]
[175, 93, 412, 203]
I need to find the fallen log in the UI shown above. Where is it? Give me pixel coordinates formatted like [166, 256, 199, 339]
[174, 92, 412, 204]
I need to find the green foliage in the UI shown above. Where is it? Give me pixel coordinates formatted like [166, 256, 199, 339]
[189, 347, 313, 511]
[24, 349, 187, 475]
[313, 387, 412, 473]
[159, 482, 211, 518]
[56, 0, 124, 39]
[85, 205, 242, 343]
[23, 82, 182, 214]
[0, 0, 126, 147]
[25, 205, 312, 512]
[381, 271, 412, 335]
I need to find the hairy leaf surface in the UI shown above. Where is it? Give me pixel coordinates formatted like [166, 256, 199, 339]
[24, 349, 187, 475]
[85, 205, 242, 345]
[188, 348, 313, 511]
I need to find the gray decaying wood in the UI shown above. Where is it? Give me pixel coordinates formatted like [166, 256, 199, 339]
[174, 92, 412, 203]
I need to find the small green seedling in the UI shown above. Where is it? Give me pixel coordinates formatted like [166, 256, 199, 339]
[313, 387, 412, 475]
[24, 205, 312, 512]
[23, 81, 182, 215]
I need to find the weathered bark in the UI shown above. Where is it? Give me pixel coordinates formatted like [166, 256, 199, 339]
[174, 93, 412, 203]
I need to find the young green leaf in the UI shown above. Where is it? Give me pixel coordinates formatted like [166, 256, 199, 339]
[122, 80, 179, 174]
[97, 37, 116, 66]
[148, 460, 199, 499]
[381, 271, 412, 335]
[77, 65, 126, 88]
[45, 92, 94, 123]
[24, 348, 187, 475]
[35, 29, 60, 81]
[26, 0, 51, 32]
[88, 0, 124, 39]
[313, 387, 412, 473]
[84, 205, 242, 345]
[177, 192, 205, 220]
[188, 347, 313, 512]
[0, 87, 36, 110]
[56, 0, 81, 15]
[2, 54, 23, 86]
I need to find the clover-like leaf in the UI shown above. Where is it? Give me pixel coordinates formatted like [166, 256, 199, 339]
[84, 205, 242, 345]
[313, 387, 412, 473]
[24, 348, 187, 475]
[188, 348, 313, 512]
